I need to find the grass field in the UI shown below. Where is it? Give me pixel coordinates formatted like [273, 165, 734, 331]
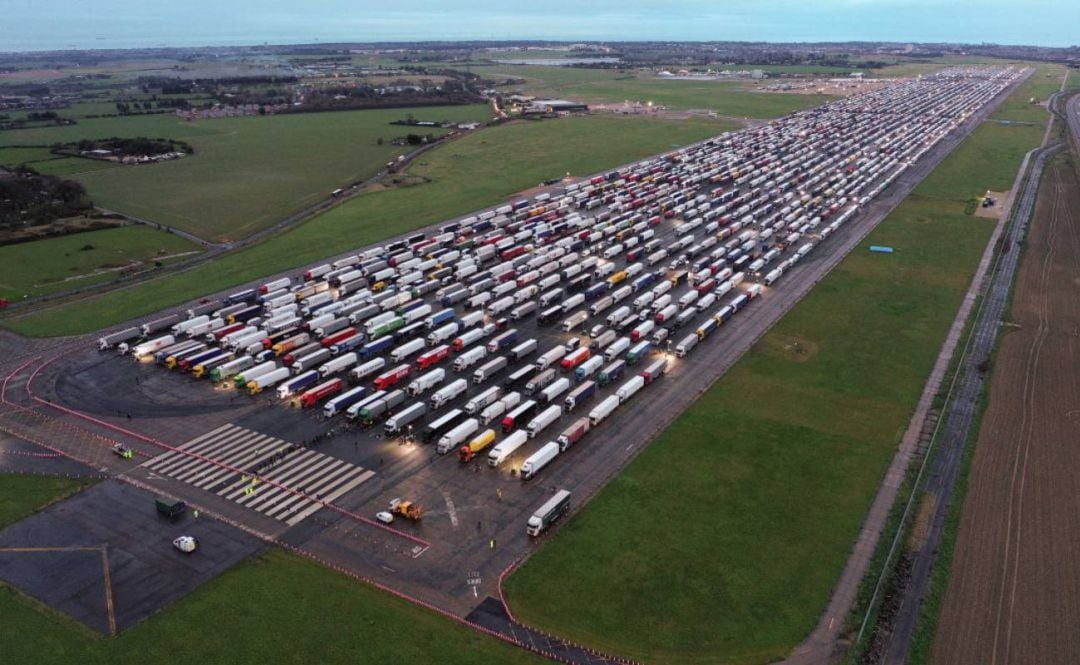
[0, 475, 96, 529]
[0, 146, 56, 165]
[473, 65, 833, 116]
[989, 64, 1066, 123]
[3, 114, 734, 337]
[0, 226, 201, 301]
[914, 121, 1046, 202]
[0, 105, 491, 242]
[0, 475, 538, 665]
[503, 113, 1041, 664]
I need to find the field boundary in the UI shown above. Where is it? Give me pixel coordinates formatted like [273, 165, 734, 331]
[851, 81, 1064, 663]
[500, 70, 1031, 665]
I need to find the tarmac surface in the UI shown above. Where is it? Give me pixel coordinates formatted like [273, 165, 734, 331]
[0, 71, 1030, 662]
[0, 479, 263, 634]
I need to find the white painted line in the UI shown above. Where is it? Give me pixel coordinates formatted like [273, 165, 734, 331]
[238, 455, 338, 502]
[216, 452, 314, 497]
[234, 456, 344, 507]
[141, 423, 234, 467]
[156, 427, 252, 476]
[282, 470, 374, 526]
[174, 432, 276, 482]
[443, 491, 459, 528]
[261, 462, 357, 517]
[190, 434, 285, 487]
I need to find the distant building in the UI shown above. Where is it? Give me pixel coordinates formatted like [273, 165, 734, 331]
[525, 99, 589, 114]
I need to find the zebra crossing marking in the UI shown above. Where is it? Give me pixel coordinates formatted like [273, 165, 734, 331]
[142, 424, 374, 525]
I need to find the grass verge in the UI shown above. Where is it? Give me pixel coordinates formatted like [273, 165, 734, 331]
[1, 546, 541, 665]
[3, 114, 734, 337]
[0, 474, 96, 529]
[0, 226, 201, 301]
[0, 474, 540, 664]
[0, 105, 490, 242]
[503, 112, 1040, 665]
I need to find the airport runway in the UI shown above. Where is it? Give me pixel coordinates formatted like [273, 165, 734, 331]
[0, 70, 1029, 663]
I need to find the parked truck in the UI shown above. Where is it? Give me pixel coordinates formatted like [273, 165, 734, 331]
[233, 360, 277, 388]
[422, 409, 464, 444]
[521, 442, 560, 480]
[488, 430, 529, 467]
[437, 418, 480, 454]
[210, 355, 254, 383]
[564, 381, 597, 411]
[526, 489, 571, 535]
[300, 378, 344, 408]
[457, 429, 496, 462]
[248, 367, 291, 395]
[430, 378, 468, 409]
[355, 389, 405, 423]
[323, 386, 370, 418]
[465, 386, 502, 415]
[408, 368, 445, 396]
[527, 405, 562, 439]
[588, 394, 620, 426]
[384, 402, 428, 435]
[556, 417, 590, 451]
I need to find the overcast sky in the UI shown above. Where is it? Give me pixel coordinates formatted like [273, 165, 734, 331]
[2, 0, 1076, 52]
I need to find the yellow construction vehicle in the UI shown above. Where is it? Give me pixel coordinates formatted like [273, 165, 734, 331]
[389, 497, 424, 521]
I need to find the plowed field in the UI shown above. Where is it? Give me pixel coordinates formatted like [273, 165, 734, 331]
[931, 156, 1080, 664]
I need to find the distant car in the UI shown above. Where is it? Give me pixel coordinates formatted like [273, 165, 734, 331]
[376, 511, 394, 524]
[173, 536, 198, 553]
[564, 337, 583, 352]
[589, 324, 607, 339]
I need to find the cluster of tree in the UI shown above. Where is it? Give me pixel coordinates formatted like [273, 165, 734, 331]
[0, 166, 92, 230]
[0, 115, 75, 131]
[402, 133, 436, 145]
[55, 136, 194, 158]
[297, 78, 480, 112]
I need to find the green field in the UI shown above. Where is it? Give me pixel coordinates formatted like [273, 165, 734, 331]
[503, 113, 1043, 663]
[0, 226, 201, 301]
[3, 114, 734, 336]
[0, 475, 538, 665]
[473, 65, 833, 116]
[990, 64, 1066, 123]
[0, 146, 56, 165]
[0, 105, 491, 242]
[914, 121, 1046, 201]
[0, 475, 96, 529]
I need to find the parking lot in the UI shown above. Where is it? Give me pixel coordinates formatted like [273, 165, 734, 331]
[13, 67, 1023, 620]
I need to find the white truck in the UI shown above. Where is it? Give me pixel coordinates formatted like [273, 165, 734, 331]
[430, 378, 468, 408]
[521, 442, 560, 480]
[407, 368, 446, 396]
[527, 405, 563, 439]
[488, 430, 529, 467]
[437, 418, 480, 454]
[465, 386, 502, 415]
[453, 346, 488, 372]
[589, 395, 620, 426]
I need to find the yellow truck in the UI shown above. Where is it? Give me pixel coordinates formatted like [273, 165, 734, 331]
[457, 428, 497, 463]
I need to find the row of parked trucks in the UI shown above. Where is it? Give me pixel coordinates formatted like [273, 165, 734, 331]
[99, 68, 1019, 485]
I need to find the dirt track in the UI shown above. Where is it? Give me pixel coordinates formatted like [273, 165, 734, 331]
[930, 156, 1080, 664]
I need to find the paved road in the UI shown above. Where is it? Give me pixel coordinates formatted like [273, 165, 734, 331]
[781, 68, 1033, 665]
[872, 87, 1065, 665]
[0, 73, 1028, 665]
